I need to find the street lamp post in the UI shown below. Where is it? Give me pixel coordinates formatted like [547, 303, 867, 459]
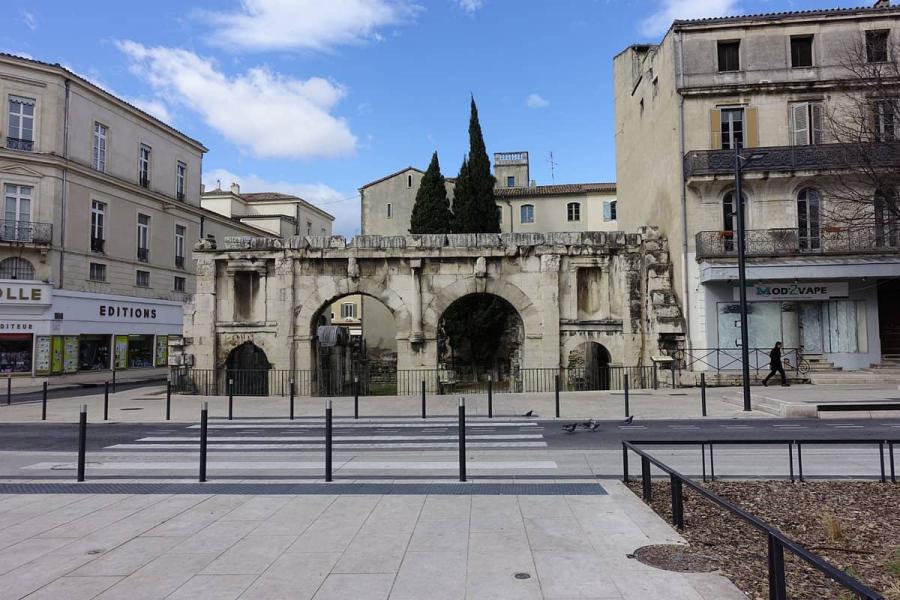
[733, 147, 752, 412]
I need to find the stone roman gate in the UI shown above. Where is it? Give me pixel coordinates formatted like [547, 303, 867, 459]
[175, 229, 684, 379]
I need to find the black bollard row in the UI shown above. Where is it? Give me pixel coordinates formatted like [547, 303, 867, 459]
[228, 378, 234, 421]
[6, 376, 10, 406]
[554, 373, 560, 418]
[624, 373, 630, 418]
[199, 401, 208, 482]
[289, 379, 295, 421]
[325, 399, 333, 482]
[166, 380, 172, 421]
[104, 381, 109, 421]
[700, 373, 707, 417]
[41, 381, 48, 421]
[459, 397, 467, 482]
[353, 377, 359, 420]
[421, 380, 426, 419]
[77, 405, 87, 482]
[487, 375, 493, 419]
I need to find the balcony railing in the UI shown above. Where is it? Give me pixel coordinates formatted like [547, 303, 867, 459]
[0, 220, 52, 244]
[696, 226, 900, 258]
[90, 237, 105, 253]
[6, 137, 33, 151]
[137, 247, 149, 262]
[175, 255, 185, 269]
[139, 174, 149, 189]
[176, 192, 185, 202]
[684, 142, 900, 178]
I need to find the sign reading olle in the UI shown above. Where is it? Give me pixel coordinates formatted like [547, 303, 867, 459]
[736, 282, 850, 301]
[0, 284, 50, 304]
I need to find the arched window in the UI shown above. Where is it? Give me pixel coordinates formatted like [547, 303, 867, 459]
[0, 257, 34, 280]
[566, 202, 581, 222]
[520, 204, 535, 224]
[797, 188, 821, 250]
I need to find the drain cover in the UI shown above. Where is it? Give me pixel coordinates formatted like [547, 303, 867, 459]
[633, 544, 719, 573]
[513, 573, 531, 580]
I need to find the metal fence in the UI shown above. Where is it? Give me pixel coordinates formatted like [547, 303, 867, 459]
[170, 365, 667, 397]
[670, 347, 803, 376]
[695, 226, 900, 259]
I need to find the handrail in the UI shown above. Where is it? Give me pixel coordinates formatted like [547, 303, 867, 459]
[623, 440, 887, 600]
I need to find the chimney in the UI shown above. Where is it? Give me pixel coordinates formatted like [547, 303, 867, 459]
[200, 183, 206, 194]
[231, 182, 240, 195]
[874, 0, 890, 7]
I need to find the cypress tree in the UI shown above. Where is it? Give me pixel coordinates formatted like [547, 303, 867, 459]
[450, 157, 471, 233]
[410, 152, 453, 234]
[464, 96, 499, 233]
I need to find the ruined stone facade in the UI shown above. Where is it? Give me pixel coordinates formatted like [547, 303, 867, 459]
[177, 228, 684, 374]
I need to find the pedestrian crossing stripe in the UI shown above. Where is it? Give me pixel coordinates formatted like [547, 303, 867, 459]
[107, 442, 548, 450]
[190, 422, 537, 429]
[23, 460, 558, 471]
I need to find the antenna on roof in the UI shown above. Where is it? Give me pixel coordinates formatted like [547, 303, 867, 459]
[548, 151, 557, 183]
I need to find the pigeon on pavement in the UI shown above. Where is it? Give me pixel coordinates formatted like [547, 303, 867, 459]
[622, 415, 634, 425]
[562, 423, 578, 433]
[523, 410, 534, 417]
[590, 422, 601, 432]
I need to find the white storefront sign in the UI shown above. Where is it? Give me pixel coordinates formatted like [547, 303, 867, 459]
[734, 282, 850, 301]
[0, 281, 52, 305]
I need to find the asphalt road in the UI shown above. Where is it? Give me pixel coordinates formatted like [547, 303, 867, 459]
[1, 380, 164, 405]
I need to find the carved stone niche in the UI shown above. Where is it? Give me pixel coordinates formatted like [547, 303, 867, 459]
[225, 259, 268, 323]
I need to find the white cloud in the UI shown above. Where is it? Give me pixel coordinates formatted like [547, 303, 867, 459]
[640, 0, 740, 38]
[457, 0, 484, 13]
[526, 93, 549, 109]
[126, 97, 174, 124]
[204, 168, 360, 236]
[21, 11, 36, 31]
[207, 0, 419, 52]
[116, 41, 357, 159]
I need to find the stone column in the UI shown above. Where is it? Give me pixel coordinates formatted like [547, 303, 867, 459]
[224, 270, 236, 323]
[191, 255, 218, 370]
[409, 259, 423, 345]
[539, 253, 562, 369]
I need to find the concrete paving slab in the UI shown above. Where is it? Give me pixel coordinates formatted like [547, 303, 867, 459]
[167, 574, 257, 600]
[237, 551, 341, 600]
[391, 550, 467, 600]
[17, 575, 122, 600]
[201, 534, 296, 575]
[312, 573, 395, 600]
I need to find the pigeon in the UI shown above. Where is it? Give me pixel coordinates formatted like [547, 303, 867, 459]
[590, 422, 601, 432]
[523, 410, 534, 417]
[622, 415, 634, 425]
[579, 420, 594, 429]
[562, 423, 578, 433]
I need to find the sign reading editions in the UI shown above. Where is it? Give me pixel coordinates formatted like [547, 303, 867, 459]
[735, 282, 850, 302]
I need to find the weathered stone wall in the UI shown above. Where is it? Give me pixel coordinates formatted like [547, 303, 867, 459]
[178, 230, 685, 373]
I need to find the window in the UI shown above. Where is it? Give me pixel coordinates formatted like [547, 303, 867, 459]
[717, 40, 740, 72]
[721, 191, 746, 252]
[174, 224, 186, 269]
[137, 214, 150, 262]
[520, 204, 535, 224]
[875, 190, 900, 248]
[603, 200, 617, 222]
[610, 200, 617, 221]
[866, 30, 889, 63]
[138, 144, 151, 188]
[506, 176, 516, 188]
[797, 188, 821, 251]
[176, 162, 186, 201]
[0, 257, 34, 280]
[7, 96, 35, 150]
[407, 175, 413, 188]
[3, 184, 32, 242]
[790, 102, 824, 145]
[873, 99, 898, 141]
[386, 203, 393, 219]
[306, 221, 312, 236]
[720, 107, 744, 150]
[90, 200, 105, 253]
[92, 123, 107, 171]
[135, 270, 150, 287]
[340, 302, 357, 319]
[790, 36, 813, 68]
[174, 276, 186, 292]
[321, 227, 326, 236]
[89, 263, 106, 282]
[567, 202, 581, 222]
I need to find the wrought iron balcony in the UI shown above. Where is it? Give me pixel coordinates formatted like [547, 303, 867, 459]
[139, 174, 150, 189]
[90, 237, 105, 253]
[0, 220, 52, 244]
[684, 142, 900, 179]
[6, 137, 33, 151]
[176, 192, 185, 202]
[696, 226, 900, 259]
[137, 247, 149, 262]
[175, 255, 185, 269]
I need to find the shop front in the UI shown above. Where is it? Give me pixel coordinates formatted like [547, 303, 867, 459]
[0, 280, 52, 376]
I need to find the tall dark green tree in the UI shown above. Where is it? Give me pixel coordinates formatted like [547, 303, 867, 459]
[450, 157, 471, 233]
[452, 97, 499, 233]
[409, 152, 453, 234]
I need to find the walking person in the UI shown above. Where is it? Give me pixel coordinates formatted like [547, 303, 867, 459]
[762, 341, 789, 387]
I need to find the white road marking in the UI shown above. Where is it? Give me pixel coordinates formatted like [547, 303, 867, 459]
[23, 460, 558, 471]
[829, 424, 865, 428]
[773, 425, 806, 429]
[108, 442, 548, 450]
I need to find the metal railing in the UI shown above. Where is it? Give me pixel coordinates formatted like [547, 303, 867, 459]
[175, 256, 185, 269]
[684, 142, 900, 178]
[170, 365, 670, 397]
[139, 174, 149, 189]
[670, 347, 802, 376]
[90, 236, 104, 253]
[0, 219, 52, 244]
[623, 440, 890, 600]
[696, 226, 900, 259]
[6, 137, 33, 151]
[136, 247, 149, 262]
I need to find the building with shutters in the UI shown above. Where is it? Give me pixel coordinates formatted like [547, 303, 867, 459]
[614, 2, 900, 373]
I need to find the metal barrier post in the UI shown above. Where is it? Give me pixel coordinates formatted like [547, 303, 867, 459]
[166, 380, 171, 421]
[421, 379, 426, 419]
[890, 442, 896, 483]
[103, 381, 109, 421]
[459, 398, 466, 482]
[5, 376, 9, 405]
[788, 443, 794, 483]
[879, 442, 886, 483]
[325, 399, 333, 482]
[652, 364, 658, 390]
[199, 402, 208, 482]
[77, 405, 87, 482]
[487, 375, 493, 419]
[670, 475, 684, 529]
[112, 370, 116, 393]
[641, 456, 651, 501]
[289, 380, 295, 421]
[701, 443, 707, 483]
[700, 373, 707, 417]
[622, 443, 629, 483]
[41, 381, 47, 421]
[710, 443, 716, 481]
[228, 378, 234, 421]
[767, 533, 787, 600]
[554, 374, 560, 418]
[797, 443, 803, 482]
[624, 373, 630, 418]
[353, 377, 359, 420]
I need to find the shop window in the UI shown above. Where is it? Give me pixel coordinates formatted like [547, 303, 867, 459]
[0, 256, 34, 280]
[127, 335, 154, 368]
[78, 335, 111, 370]
[0, 334, 32, 373]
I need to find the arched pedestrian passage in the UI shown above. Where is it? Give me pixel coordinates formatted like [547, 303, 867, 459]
[226, 342, 271, 395]
[567, 341, 612, 390]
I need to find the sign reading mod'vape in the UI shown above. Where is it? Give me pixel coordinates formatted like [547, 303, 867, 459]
[735, 282, 850, 301]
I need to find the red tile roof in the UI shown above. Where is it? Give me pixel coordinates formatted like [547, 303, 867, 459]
[494, 183, 616, 197]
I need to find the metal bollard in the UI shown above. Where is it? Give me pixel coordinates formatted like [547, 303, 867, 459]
[289, 380, 295, 421]
[641, 456, 652, 501]
[700, 373, 707, 417]
[103, 381, 109, 421]
[624, 373, 630, 418]
[421, 380, 426, 419]
[166, 380, 171, 421]
[487, 375, 493, 419]
[670, 474, 684, 529]
[459, 397, 467, 482]
[77, 405, 87, 482]
[768, 533, 787, 600]
[622, 443, 629, 483]
[6, 376, 10, 405]
[41, 381, 47, 421]
[199, 402, 208, 482]
[325, 399, 333, 482]
[353, 377, 359, 420]
[554, 373, 560, 418]
[228, 379, 234, 421]
[112, 370, 116, 393]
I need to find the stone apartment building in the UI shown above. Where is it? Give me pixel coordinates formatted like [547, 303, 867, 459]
[615, 2, 900, 372]
[0, 54, 264, 382]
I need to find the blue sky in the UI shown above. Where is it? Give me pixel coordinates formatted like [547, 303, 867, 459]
[3, 0, 860, 234]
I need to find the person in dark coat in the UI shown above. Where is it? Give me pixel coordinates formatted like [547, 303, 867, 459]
[762, 341, 789, 387]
